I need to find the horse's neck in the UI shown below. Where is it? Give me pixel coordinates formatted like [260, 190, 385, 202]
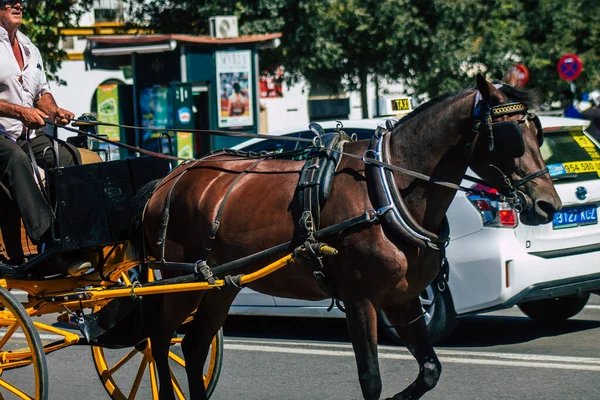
[390, 91, 475, 184]
[388, 91, 476, 227]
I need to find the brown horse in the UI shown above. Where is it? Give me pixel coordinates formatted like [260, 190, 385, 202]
[140, 75, 561, 399]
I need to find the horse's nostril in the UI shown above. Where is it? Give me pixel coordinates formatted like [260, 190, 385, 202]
[536, 199, 559, 219]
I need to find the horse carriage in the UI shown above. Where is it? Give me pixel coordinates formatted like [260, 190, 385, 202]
[0, 75, 561, 400]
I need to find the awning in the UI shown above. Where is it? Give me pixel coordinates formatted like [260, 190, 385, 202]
[84, 32, 282, 70]
[87, 33, 283, 56]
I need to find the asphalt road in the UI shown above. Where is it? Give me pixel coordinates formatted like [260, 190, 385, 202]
[4, 295, 600, 399]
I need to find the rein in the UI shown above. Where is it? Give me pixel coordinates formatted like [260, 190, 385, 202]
[53, 120, 510, 205]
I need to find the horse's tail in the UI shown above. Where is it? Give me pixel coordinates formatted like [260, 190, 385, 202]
[130, 179, 160, 249]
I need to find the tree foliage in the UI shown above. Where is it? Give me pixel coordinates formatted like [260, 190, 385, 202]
[19, 0, 94, 84]
[30, 0, 600, 106]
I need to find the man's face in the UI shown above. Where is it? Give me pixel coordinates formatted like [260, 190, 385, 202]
[0, 1, 25, 32]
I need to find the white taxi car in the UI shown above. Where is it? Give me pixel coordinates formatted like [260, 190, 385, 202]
[229, 116, 600, 343]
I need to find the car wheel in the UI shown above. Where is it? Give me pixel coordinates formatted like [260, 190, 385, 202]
[379, 279, 458, 345]
[517, 292, 590, 322]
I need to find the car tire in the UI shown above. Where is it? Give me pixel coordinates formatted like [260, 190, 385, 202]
[517, 292, 590, 322]
[379, 279, 458, 345]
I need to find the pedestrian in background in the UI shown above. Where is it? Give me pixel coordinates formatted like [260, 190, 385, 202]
[559, 89, 583, 119]
[582, 92, 600, 142]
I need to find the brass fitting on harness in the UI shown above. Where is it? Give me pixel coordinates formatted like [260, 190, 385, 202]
[293, 242, 338, 259]
[319, 245, 338, 256]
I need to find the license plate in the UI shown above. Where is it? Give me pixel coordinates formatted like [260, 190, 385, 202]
[552, 205, 598, 229]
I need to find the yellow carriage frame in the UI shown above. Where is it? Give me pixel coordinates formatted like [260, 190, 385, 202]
[0, 235, 336, 399]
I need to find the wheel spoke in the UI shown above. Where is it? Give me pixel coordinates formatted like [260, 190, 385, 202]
[148, 358, 159, 399]
[120, 272, 132, 286]
[0, 377, 33, 399]
[0, 323, 18, 350]
[103, 348, 139, 379]
[168, 351, 185, 368]
[128, 355, 148, 400]
[169, 368, 186, 400]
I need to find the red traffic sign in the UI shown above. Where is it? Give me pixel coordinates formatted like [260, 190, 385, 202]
[514, 64, 529, 88]
[557, 54, 583, 81]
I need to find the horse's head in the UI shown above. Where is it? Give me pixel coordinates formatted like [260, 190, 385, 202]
[466, 74, 561, 225]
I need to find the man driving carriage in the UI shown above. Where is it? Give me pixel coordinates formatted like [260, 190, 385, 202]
[0, 0, 82, 253]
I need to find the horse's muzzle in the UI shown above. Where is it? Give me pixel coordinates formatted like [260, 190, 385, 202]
[519, 190, 561, 226]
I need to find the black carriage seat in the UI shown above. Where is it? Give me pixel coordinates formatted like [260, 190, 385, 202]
[19, 156, 171, 277]
[0, 153, 170, 278]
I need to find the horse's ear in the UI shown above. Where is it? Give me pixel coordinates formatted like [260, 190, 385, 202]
[476, 73, 504, 105]
[502, 67, 519, 87]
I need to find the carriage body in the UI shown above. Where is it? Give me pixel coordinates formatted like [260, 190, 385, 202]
[0, 153, 226, 399]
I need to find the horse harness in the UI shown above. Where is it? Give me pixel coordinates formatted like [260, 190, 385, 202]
[467, 100, 549, 206]
[142, 96, 546, 317]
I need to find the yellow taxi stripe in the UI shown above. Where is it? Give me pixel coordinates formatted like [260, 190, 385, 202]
[563, 161, 600, 174]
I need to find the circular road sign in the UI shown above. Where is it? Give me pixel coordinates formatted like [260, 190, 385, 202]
[514, 64, 529, 88]
[557, 54, 583, 81]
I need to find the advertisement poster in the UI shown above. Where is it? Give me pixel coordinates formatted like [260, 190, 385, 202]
[96, 84, 122, 160]
[215, 50, 253, 128]
[176, 131, 194, 160]
[259, 66, 284, 98]
[139, 86, 171, 152]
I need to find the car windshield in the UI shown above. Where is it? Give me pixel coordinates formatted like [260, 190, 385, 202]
[542, 128, 600, 182]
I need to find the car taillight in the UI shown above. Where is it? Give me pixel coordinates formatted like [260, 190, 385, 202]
[467, 184, 518, 228]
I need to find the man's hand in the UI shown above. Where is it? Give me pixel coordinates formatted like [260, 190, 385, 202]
[19, 107, 48, 129]
[50, 107, 74, 126]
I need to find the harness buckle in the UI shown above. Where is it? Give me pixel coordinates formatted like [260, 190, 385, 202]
[195, 261, 217, 285]
[365, 209, 378, 222]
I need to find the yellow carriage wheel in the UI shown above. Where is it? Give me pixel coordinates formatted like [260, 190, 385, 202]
[0, 286, 48, 399]
[91, 327, 223, 399]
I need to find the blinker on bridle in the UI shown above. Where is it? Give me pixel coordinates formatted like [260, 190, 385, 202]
[471, 99, 549, 211]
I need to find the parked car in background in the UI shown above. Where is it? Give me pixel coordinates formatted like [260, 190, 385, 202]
[228, 116, 600, 343]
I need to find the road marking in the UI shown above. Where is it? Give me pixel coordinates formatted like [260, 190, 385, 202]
[4, 331, 600, 371]
[224, 339, 600, 370]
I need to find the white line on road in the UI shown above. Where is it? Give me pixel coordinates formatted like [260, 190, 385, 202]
[224, 342, 600, 371]
[7, 331, 600, 371]
[225, 338, 600, 364]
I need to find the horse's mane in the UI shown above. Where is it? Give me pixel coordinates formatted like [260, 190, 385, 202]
[393, 83, 539, 129]
[498, 84, 539, 108]
[393, 89, 469, 128]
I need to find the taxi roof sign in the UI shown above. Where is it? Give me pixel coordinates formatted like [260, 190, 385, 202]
[377, 97, 412, 117]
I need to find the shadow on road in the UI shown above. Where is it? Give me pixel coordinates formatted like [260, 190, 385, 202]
[224, 315, 350, 342]
[224, 313, 600, 348]
[438, 314, 600, 347]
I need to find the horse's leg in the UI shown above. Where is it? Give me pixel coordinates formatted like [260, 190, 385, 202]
[383, 297, 441, 400]
[150, 331, 178, 400]
[147, 293, 204, 400]
[345, 298, 382, 400]
[182, 286, 240, 400]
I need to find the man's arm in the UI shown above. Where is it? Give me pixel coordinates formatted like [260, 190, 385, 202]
[35, 93, 74, 126]
[0, 99, 47, 128]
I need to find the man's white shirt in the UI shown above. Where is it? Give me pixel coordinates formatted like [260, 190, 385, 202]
[0, 26, 50, 141]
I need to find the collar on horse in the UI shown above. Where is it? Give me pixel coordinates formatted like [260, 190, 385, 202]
[365, 124, 450, 250]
